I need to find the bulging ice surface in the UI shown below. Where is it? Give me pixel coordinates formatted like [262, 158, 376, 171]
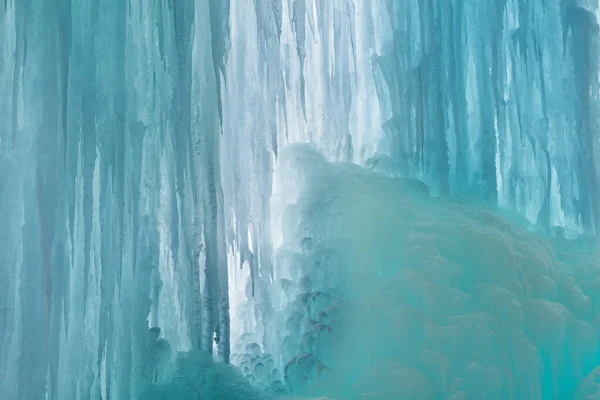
[136, 352, 270, 400]
[267, 145, 600, 400]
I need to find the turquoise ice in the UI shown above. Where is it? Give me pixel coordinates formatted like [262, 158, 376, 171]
[1, 0, 599, 399]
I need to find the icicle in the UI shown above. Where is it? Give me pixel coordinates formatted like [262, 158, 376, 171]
[209, 0, 231, 130]
[292, 0, 307, 121]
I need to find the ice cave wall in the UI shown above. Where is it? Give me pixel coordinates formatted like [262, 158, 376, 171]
[224, 0, 600, 378]
[373, 0, 600, 235]
[0, 0, 230, 398]
[1, 0, 600, 399]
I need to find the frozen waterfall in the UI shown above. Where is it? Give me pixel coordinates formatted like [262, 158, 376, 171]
[1, 0, 600, 399]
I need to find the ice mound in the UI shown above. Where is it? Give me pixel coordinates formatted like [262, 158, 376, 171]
[230, 338, 288, 396]
[267, 144, 600, 399]
[137, 351, 270, 400]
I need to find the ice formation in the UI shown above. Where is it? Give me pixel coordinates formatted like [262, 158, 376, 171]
[1, 0, 600, 399]
[266, 145, 600, 399]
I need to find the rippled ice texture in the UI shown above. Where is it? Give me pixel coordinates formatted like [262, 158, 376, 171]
[265, 144, 600, 400]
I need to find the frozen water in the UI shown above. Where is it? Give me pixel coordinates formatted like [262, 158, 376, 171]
[0, 0, 230, 398]
[265, 144, 600, 399]
[1, 0, 600, 399]
[137, 352, 269, 400]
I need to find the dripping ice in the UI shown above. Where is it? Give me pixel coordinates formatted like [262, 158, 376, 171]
[1, 0, 600, 399]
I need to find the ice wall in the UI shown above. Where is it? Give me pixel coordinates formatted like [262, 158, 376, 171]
[223, 0, 600, 388]
[220, 0, 600, 397]
[373, 0, 600, 234]
[2, 0, 600, 399]
[222, 0, 388, 373]
[0, 1, 231, 399]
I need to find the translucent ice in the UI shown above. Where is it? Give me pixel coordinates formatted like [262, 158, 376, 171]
[137, 352, 269, 400]
[0, 0, 231, 398]
[2, 0, 600, 399]
[267, 144, 600, 399]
